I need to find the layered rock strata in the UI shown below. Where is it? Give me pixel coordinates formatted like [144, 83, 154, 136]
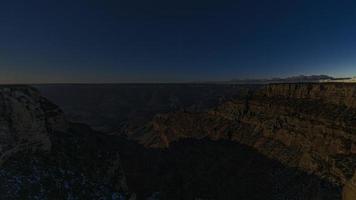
[134, 83, 356, 199]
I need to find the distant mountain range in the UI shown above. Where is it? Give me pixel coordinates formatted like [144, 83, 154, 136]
[229, 75, 355, 84]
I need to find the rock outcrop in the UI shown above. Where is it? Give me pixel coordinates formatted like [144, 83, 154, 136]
[0, 86, 67, 165]
[135, 83, 356, 199]
[0, 86, 132, 199]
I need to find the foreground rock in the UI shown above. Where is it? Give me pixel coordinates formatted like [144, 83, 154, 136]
[0, 86, 132, 199]
[0, 86, 66, 165]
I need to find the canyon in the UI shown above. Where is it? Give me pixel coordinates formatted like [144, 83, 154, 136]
[0, 83, 355, 199]
[128, 83, 356, 199]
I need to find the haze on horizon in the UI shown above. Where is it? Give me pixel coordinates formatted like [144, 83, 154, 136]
[1, 0, 356, 83]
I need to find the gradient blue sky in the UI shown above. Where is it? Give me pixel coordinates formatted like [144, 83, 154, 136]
[1, 0, 356, 83]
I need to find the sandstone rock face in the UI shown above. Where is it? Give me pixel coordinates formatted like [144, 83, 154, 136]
[136, 83, 356, 199]
[0, 86, 67, 165]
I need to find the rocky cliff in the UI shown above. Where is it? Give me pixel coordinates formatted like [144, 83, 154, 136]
[0, 86, 132, 199]
[0, 86, 67, 165]
[263, 83, 356, 108]
[134, 83, 356, 199]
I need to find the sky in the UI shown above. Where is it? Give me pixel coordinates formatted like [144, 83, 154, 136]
[1, 0, 356, 83]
